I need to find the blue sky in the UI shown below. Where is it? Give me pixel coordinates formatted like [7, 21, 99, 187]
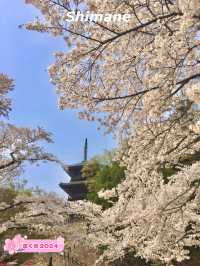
[0, 0, 115, 197]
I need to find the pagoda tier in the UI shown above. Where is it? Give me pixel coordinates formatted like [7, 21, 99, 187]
[65, 163, 86, 182]
[59, 163, 88, 201]
[59, 180, 87, 201]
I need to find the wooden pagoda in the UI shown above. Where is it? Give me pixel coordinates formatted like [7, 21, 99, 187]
[59, 139, 88, 201]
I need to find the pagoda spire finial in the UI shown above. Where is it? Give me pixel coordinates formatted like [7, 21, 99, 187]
[84, 138, 88, 161]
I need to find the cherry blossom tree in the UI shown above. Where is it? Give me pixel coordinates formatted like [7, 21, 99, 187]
[0, 73, 59, 185]
[0, 122, 58, 185]
[25, 0, 200, 265]
[0, 187, 71, 264]
[0, 73, 70, 264]
[0, 191, 68, 236]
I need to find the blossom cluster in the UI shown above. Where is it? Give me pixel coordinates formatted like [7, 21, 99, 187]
[0, 192, 69, 235]
[0, 73, 13, 117]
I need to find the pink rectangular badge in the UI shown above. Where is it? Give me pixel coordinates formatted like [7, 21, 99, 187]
[4, 234, 64, 255]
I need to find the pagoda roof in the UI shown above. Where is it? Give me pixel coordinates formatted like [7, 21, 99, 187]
[64, 162, 86, 182]
[59, 181, 87, 201]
